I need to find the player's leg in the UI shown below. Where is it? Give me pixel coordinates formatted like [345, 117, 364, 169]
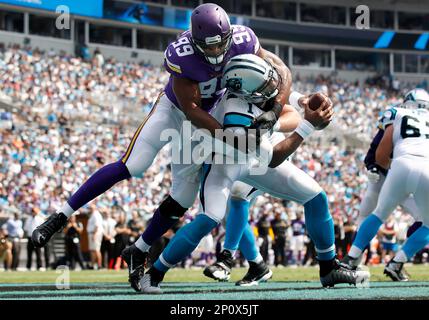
[245, 160, 369, 287]
[347, 159, 410, 265]
[348, 176, 386, 266]
[357, 175, 385, 227]
[134, 161, 200, 254]
[141, 163, 241, 293]
[221, 183, 254, 257]
[385, 159, 429, 281]
[32, 94, 173, 247]
[121, 102, 199, 291]
[204, 181, 271, 285]
[123, 160, 201, 291]
[229, 183, 266, 270]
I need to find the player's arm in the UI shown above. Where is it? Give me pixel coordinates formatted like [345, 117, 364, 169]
[257, 48, 291, 108]
[251, 48, 293, 131]
[269, 132, 304, 168]
[255, 48, 333, 132]
[277, 104, 302, 133]
[269, 101, 333, 168]
[172, 76, 222, 136]
[375, 124, 394, 170]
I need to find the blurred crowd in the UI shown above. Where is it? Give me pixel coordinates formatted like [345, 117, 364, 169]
[1, 45, 428, 271]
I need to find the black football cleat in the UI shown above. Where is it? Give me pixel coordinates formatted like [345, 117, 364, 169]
[141, 267, 165, 294]
[236, 261, 273, 286]
[31, 212, 68, 248]
[341, 254, 363, 270]
[320, 259, 370, 288]
[121, 244, 148, 292]
[203, 249, 234, 282]
[384, 260, 409, 282]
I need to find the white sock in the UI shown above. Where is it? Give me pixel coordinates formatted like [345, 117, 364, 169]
[135, 237, 150, 253]
[225, 248, 236, 256]
[348, 245, 363, 259]
[249, 253, 263, 264]
[58, 203, 75, 218]
[393, 250, 408, 263]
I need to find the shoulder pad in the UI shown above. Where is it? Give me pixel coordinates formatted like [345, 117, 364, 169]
[231, 25, 260, 55]
[163, 34, 197, 79]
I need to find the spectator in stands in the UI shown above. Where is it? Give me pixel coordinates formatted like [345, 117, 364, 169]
[101, 210, 117, 269]
[256, 212, 271, 263]
[0, 229, 12, 270]
[379, 215, 399, 263]
[271, 211, 289, 266]
[303, 237, 317, 266]
[113, 212, 131, 270]
[127, 210, 143, 245]
[93, 48, 104, 68]
[1, 212, 23, 270]
[290, 211, 306, 266]
[24, 207, 44, 270]
[342, 216, 357, 258]
[86, 205, 104, 270]
[333, 215, 345, 259]
[63, 215, 86, 270]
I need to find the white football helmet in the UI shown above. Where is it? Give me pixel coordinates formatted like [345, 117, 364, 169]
[403, 88, 429, 109]
[221, 54, 281, 104]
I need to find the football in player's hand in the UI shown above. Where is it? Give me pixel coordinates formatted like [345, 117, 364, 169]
[308, 93, 332, 130]
[308, 93, 326, 111]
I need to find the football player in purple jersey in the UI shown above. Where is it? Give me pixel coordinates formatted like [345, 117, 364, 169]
[32, 3, 311, 291]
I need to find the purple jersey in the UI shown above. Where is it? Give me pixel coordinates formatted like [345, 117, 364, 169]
[163, 25, 260, 112]
[291, 219, 305, 236]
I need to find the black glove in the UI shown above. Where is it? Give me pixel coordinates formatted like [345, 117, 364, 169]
[251, 101, 283, 130]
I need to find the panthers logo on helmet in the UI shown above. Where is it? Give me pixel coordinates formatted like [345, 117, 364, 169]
[226, 78, 242, 91]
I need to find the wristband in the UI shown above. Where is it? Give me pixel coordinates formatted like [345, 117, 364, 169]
[294, 120, 315, 139]
[289, 91, 304, 109]
[272, 120, 281, 132]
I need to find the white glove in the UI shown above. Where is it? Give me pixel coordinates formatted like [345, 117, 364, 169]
[367, 167, 380, 184]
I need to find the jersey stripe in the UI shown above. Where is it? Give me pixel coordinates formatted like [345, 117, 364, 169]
[199, 162, 212, 212]
[165, 56, 182, 74]
[121, 92, 164, 164]
[223, 112, 254, 127]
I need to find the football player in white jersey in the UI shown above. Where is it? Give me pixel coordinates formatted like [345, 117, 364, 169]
[345, 91, 426, 280]
[140, 54, 369, 293]
[344, 88, 429, 281]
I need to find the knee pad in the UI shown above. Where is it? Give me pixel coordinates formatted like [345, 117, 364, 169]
[159, 195, 187, 219]
[230, 182, 254, 200]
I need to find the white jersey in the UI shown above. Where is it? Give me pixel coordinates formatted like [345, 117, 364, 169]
[379, 107, 429, 159]
[200, 93, 322, 223]
[374, 107, 429, 227]
[210, 93, 286, 149]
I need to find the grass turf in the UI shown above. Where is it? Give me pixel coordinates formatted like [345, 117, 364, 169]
[0, 265, 428, 300]
[1, 264, 428, 283]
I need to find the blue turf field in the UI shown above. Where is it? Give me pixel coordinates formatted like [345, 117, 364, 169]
[1, 281, 429, 300]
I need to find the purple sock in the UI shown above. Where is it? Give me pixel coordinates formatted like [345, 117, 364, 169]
[67, 160, 131, 210]
[141, 209, 178, 245]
